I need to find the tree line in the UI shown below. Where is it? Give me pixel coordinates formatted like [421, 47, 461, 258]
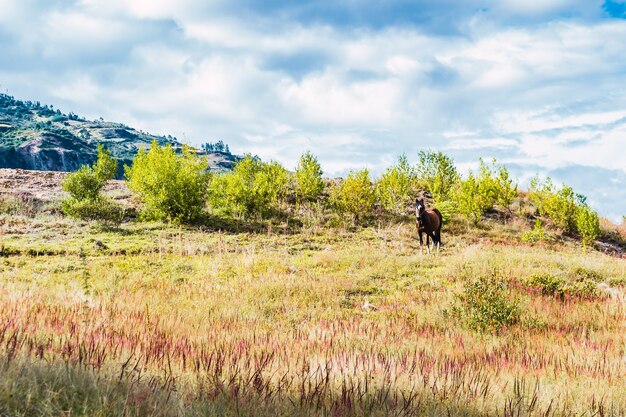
[61, 142, 601, 247]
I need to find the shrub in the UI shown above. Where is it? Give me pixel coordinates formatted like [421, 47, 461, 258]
[208, 155, 289, 218]
[529, 177, 580, 233]
[482, 158, 518, 212]
[63, 144, 117, 201]
[521, 218, 546, 243]
[576, 204, 600, 248]
[526, 273, 565, 298]
[294, 151, 324, 204]
[376, 154, 415, 215]
[330, 169, 375, 222]
[62, 145, 122, 223]
[61, 196, 124, 226]
[448, 274, 520, 333]
[415, 151, 459, 203]
[453, 171, 495, 224]
[525, 273, 600, 300]
[125, 142, 209, 223]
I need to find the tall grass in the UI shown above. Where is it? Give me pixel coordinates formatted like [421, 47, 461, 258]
[0, 220, 624, 416]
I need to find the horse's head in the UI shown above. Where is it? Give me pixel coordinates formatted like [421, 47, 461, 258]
[415, 198, 425, 217]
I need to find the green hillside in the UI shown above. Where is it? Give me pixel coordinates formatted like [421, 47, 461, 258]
[0, 94, 236, 175]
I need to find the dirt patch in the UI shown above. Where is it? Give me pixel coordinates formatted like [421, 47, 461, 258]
[0, 168, 131, 204]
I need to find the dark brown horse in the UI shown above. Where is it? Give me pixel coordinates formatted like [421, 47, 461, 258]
[415, 198, 442, 254]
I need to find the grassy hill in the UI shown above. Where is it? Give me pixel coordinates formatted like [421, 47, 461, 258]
[0, 169, 624, 417]
[0, 94, 237, 175]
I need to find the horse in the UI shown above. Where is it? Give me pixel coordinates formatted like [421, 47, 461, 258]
[415, 198, 443, 254]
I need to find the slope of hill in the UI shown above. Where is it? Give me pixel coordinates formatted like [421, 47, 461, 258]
[0, 94, 237, 175]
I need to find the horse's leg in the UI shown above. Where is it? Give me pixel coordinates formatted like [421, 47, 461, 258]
[426, 233, 431, 254]
[435, 229, 441, 253]
[419, 231, 424, 255]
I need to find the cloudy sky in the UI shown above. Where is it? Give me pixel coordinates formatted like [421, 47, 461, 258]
[1, 0, 625, 220]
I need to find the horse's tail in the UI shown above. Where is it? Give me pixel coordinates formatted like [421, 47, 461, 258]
[433, 208, 443, 245]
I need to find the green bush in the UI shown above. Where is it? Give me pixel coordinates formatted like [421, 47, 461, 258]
[62, 144, 117, 201]
[208, 155, 289, 218]
[526, 273, 565, 297]
[375, 154, 415, 215]
[521, 218, 546, 244]
[125, 142, 209, 223]
[61, 196, 124, 226]
[453, 171, 494, 224]
[62, 145, 122, 223]
[415, 151, 459, 203]
[525, 273, 600, 300]
[330, 169, 375, 222]
[448, 274, 520, 333]
[529, 177, 579, 233]
[294, 151, 324, 204]
[576, 204, 600, 248]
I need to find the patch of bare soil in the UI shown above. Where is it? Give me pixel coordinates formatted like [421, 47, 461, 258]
[0, 168, 132, 205]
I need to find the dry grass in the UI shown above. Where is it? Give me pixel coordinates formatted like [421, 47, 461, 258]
[0, 214, 624, 416]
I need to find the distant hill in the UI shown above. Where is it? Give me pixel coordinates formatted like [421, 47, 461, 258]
[0, 94, 237, 176]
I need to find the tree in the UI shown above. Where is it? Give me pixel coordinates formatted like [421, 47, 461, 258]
[294, 151, 324, 204]
[125, 142, 210, 223]
[208, 155, 289, 218]
[415, 151, 459, 203]
[62, 144, 123, 224]
[376, 154, 415, 215]
[576, 204, 600, 249]
[331, 169, 375, 222]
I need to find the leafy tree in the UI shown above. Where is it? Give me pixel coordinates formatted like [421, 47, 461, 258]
[294, 151, 324, 204]
[415, 151, 459, 203]
[125, 142, 210, 223]
[376, 154, 415, 215]
[576, 204, 600, 249]
[454, 172, 488, 224]
[529, 177, 580, 233]
[62, 144, 122, 224]
[330, 169, 375, 222]
[208, 155, 289, 218]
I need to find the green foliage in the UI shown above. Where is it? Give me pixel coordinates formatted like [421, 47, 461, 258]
[61, 197, 124, 226]
[330, 169, 375, 222]
[93, 144, 118, 182]
[62, 145, 121, 223]
[488, 159, 518, 211]
[576, 204, 600, 248]
[208, 155, 289, 218]
[525, 273, 600, 300]
[529, 177, 580, 233]
[294, 151, 324, 204]
[453, 171, 494, 224]
[125, 142, 209, 223]
[63, 145, 117, 202]
[448, 274, 520, 333]
[63, 166, 105, 201]
[415, 151, 459, 203]
[529, 177, 600, 248]
[375, 154, 415, 215]
[521, 218, 546, 244]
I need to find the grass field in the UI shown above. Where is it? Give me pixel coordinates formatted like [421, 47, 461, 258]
[0, 210, 625, 416]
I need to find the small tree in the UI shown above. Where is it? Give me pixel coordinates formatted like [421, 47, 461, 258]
[529, 177, 579, 233]
[125, 142, 210, 223]
[208, 155, 289, 218]
[415, 151, 459, 203]
[376, 154, 415, 215]
[294, 151, 324, 204]
[331, 169, 375, 222]
[62, 144, 123, 224]
[576, 204, 600, 249]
